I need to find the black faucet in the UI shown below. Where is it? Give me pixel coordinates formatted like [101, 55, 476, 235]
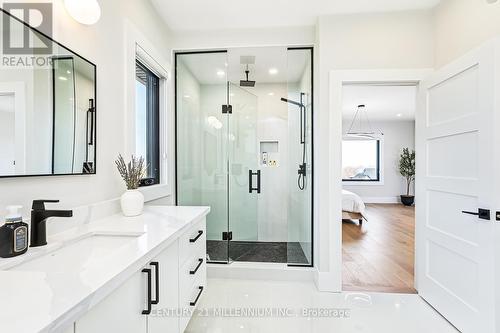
[30, 200, 73, 247]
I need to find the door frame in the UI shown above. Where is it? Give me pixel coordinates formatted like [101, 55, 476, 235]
[328, 68, 433, 292]
[0, 82, 26, 175]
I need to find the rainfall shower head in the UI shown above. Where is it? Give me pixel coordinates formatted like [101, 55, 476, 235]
[240, 65, 256, 87]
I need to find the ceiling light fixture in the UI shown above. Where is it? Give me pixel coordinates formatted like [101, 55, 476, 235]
[64, 0, 101, 25]
[216, 70, 225, 77]
[345, 104, 383, 139]
[268, 92, 275, 96]
[396, 113, 403, 117]
[268, 68, 278, 75]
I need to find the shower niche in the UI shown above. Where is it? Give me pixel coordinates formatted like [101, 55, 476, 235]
[176, 47, 313, 267]
[260, 141, 279, 167]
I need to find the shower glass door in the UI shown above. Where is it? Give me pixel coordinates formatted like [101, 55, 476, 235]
[176, 51, 230, 263]
[286, 48, 313, 266]
[228, 83, 259, 261]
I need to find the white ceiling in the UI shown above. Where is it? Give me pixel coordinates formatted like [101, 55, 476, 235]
[179, 47, 308, 85]
[342, 84, 417, 121]
[151, 0, 440, 31]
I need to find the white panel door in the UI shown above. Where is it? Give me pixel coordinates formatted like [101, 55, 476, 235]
[416, 40, 498, 332]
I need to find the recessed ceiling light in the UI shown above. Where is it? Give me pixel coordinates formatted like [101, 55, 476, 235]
[268, 92, 274, 96]
[396, 113, 403, 117]
[216, 70, 225, 77]
[268, 68, 278, 75]
[183, 95, 190, 98]
[58, 76, 68, 81]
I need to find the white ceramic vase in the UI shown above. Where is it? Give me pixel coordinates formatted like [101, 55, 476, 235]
[120, 189, 144, 217]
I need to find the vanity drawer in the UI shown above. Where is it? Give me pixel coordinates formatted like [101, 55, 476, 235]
[179, 271, 206, 332]
[179, 218, 206, 264]
[179, 255, 206, 298]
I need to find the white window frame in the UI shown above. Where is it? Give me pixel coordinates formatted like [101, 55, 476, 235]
[125, 23, 173, 202]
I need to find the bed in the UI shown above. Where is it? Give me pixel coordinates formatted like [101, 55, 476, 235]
[342, 189, 367, 225]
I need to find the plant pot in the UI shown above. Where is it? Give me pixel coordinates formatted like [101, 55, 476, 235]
[400, 195, 415, 206]
[120, 189, 144, 216]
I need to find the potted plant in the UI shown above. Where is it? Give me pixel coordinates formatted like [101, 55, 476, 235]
[115, 154, 147, 216]
[399, 148, 415, 206]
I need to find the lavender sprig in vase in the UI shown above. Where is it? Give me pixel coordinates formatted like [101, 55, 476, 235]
[115, 154, 147, 216]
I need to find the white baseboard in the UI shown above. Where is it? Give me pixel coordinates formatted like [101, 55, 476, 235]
[361, 196, 400, 204]
[314, 269, 341, 292]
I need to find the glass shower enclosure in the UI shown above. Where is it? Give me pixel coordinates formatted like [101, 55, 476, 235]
[176, 48, 313, 266]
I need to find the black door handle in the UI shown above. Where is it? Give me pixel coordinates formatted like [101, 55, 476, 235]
[190, 230, 203, 243]
[142, 268, 152, 315]
[190, 286, 204, 306]
[248, 170, 261, 193]
[150, 262, 159, 305]
[190, 258, 204, 275]
[462, 208, 490, 220]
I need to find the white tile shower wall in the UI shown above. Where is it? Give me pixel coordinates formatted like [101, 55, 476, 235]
[0, 0, 174, 229]
[254, 83, 289, 242]
[288, 60, 313, 263]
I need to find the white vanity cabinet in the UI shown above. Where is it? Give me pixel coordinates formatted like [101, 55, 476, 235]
[148, 240, 179, 333]
[178, 218, 207, 332]
[74, 268, 147, 333]
[74, 217, 206, 333]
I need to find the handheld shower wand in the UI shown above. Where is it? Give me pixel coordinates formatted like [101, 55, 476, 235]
[281, 93, 307, 190]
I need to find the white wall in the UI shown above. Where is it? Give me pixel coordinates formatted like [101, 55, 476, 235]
[434, 0, 500, 68]
[315, 10, 434, 289]
[0, 0, 174, 221]
[173, 26, 315, 50]
[342, 120, 415, 203]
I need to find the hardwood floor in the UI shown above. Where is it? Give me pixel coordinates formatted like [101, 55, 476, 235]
[342, 203, 416, 294]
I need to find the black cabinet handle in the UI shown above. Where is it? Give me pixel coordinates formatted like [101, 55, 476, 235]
[190, 258, 204, 275]
[189, 286, 204, 306]
[190, 230, 203, 243]
[142, 268, 152, 315]
[150, 262, 159, 305]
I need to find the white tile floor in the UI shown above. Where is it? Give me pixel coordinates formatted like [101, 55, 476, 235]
[186, 279, 458, 333]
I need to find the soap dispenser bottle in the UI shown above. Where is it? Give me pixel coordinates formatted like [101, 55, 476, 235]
[0, 206, 29, 258]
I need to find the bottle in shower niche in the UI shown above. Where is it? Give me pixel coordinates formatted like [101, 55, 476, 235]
[0, 206, 29, 258]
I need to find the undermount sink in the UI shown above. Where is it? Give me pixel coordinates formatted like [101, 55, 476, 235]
[8, 233, 143, 273]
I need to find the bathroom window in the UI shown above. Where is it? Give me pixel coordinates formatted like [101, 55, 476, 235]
[342, 139, 381, 182]
[135, 60, 160, 185]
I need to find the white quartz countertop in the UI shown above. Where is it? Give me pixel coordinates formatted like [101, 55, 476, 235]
[0, 205, 210, 333]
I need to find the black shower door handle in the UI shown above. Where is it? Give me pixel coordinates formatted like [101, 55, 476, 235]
[249, 170, 261, 193]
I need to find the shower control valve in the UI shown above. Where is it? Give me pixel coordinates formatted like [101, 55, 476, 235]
[298, 163, 306, 176]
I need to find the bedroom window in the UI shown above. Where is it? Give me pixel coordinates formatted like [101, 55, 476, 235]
[342, 139, 380, 182]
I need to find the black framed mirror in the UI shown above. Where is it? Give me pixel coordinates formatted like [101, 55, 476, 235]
[0, 8, 96, 178]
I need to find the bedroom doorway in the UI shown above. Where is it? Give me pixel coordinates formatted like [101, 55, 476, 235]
[340, 82, 417, 293]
